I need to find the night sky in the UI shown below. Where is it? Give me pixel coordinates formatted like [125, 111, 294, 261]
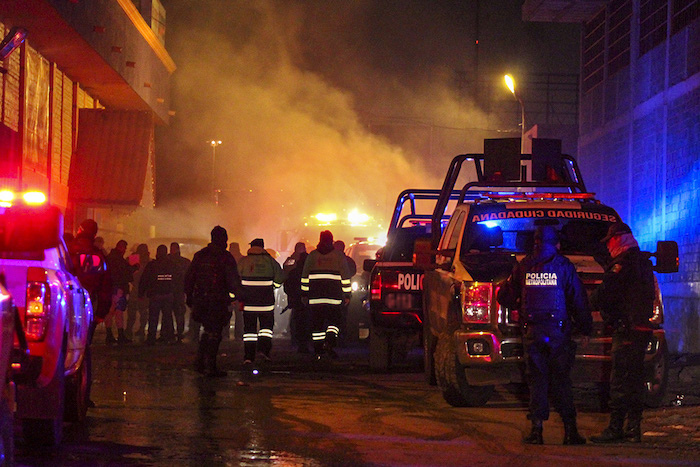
[155, 0, 580, 245]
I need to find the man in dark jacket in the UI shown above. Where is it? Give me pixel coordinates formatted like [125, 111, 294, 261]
[590, 222, 656, 444]
[284, 249, 310, 353]
[237, 238, 284, 364]
[104, 240, 135, 344]
[185, 226, 242, 377]
[68, 218, 112, 409]
[69, 219, 112, 328]
[498, 225, 592, 445]
[139, 244, 176, 345]
[169, 242, 191, 343]
[302, 230, 352, 359]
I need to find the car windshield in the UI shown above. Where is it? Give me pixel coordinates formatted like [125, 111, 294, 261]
[461, 205, 619, 258]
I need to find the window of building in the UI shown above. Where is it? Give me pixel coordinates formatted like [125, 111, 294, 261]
[608, 0, 632, 77]
[583, 8, 606, 93]
[640, 0, 668, 56]
[672, 0, 700, 33]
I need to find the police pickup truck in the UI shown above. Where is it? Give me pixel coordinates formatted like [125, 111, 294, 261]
[0, 191, 93, 445]
[364, 189, 461, 370]
[416, 138, 678, 407]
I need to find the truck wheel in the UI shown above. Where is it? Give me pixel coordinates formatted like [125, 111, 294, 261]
[424, 331, 437, 386]
[64, 353, 89, 423]
[369, 324, 390, 371]
[645, 340, 669, 408]
[435, 334, 494, 407]
[22, 350, 65, 446]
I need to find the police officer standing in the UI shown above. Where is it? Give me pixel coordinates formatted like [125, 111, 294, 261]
[185, 226, 242, 377]
[590, 222, 656, 443]
[139, 244, 176, 345]
[302, 230, 352, 359]
[169, 242, 191, 343]
[237, 238, 284, 364]
[498, 225, 592, 445]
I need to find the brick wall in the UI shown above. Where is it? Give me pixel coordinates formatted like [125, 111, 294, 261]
[579, 17, 700, 354]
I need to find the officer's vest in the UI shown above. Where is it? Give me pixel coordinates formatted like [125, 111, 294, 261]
[521, 255, 568, 325]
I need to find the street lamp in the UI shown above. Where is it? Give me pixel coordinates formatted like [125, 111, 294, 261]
[504, 74, 526, 154]
[209, 140, 222, 205]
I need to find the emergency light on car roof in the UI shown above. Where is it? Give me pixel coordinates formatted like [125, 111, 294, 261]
[477, 192, 597, 201]
[0, 190, 47, 207]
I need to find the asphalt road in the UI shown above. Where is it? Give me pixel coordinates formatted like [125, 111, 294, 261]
[14, 330, 700, 466]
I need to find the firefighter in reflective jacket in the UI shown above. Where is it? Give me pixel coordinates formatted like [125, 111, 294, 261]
[237, 238, 284, 364]
[498, 225, 592, 445]
[301, 230, 352, 359]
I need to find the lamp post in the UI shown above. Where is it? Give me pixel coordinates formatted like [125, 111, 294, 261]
[209, 140, 222, 205]
[504, 74, 526, 154]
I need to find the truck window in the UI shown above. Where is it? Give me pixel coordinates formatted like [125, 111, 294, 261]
[382, 225, 431, 262]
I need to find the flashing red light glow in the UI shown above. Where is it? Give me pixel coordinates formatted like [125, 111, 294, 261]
[25, 269, 50, 341]
[461, 282, 491, 324]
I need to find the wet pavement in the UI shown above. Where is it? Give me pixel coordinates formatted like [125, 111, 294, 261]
[13, 329, 700, 466]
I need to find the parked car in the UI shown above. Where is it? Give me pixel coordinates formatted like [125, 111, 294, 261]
[0, 190, 93, 445]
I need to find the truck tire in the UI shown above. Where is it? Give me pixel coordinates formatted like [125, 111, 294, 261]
[64, 352, 89, 423]
[435, 334, 494, 407]
[22, 349, 65, 447]
[645, 340, 669, 408]
[369, 323, 390, 371]
[424, 330, 437, 386]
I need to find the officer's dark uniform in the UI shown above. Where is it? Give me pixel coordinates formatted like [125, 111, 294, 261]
[499, 226, 592, 445]
[590, 222, 655, 443]
[185, 226, 242, 377]
[139, 245, 176, 345]
[301, 231, 352, 358]
[169, 243, 191, 342]
[237, 238, 284, 363]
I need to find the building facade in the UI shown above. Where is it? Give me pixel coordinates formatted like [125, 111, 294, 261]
[524, 0, 700, 354]
[0, 0, 174, 239]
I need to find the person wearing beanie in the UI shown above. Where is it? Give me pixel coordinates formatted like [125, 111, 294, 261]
[498, 225, 592, 445]
[301, 230, 353, 360]
[185, 226, 243, 377]
[590, 223, 656, 444]
[237, 237, 284, 364]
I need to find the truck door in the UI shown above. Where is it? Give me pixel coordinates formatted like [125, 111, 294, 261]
[426, 209, 466, 334]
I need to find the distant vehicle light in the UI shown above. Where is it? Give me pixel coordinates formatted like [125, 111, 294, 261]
[315, 212, 337, 224]
[23, 191, 47, 204]
[347, 210, 370, 225]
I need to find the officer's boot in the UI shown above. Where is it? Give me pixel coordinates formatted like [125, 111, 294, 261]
[105, 328, 116, 345]
[590, 411, 626, 443]
[624, 411, 643, 443]
[194, 333, 208, 374]
[563, 418, 586, 445]
[523, 419, 544, 445]
[117, 328, 132, 345]
[205, 335, 227, 378]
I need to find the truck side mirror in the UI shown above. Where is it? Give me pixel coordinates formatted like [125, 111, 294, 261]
[653, 240, 679, 273]
[363, 259, 376, 272]
[413, 238, 435, 270]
